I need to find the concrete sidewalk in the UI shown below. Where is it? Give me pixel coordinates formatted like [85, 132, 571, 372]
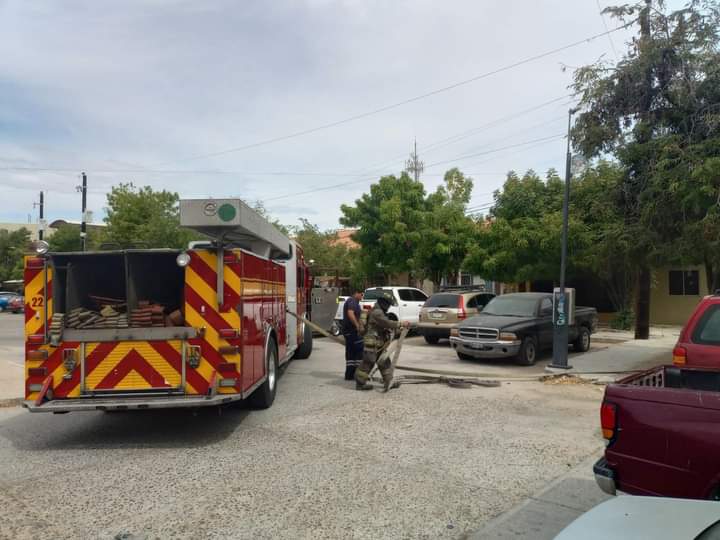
[558, 326, 680, 380]
[469, 453, 611, 539]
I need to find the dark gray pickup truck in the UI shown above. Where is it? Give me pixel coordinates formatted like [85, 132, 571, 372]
[449, 292, 598, 365]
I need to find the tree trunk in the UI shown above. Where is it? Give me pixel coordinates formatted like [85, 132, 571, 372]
[635, 266, 651, 339]
[705, 256, 715, 295]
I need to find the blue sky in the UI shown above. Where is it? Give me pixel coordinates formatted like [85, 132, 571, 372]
[0, 0, 676, 230]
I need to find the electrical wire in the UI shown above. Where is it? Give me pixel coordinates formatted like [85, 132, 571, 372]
[151, 22, 633, 166]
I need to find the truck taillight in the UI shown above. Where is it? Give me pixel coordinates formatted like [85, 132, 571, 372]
[219, 328, 239, 339]
[673, 346, 687, 366]
[600, 402, 617, 440]
[457, 296, 467, 319]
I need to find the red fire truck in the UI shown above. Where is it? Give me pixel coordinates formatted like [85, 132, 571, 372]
[22, 198, 313, 412]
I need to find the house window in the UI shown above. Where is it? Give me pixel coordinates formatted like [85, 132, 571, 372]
[669, 270, 699, 296]
[460, 272, 473, 286]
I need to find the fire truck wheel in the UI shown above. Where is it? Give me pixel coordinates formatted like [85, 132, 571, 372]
[249, 340, 278, 409]
[293, 323, 313, 359]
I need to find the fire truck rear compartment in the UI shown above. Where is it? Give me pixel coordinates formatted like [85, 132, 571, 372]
[50, 250, 188, 339]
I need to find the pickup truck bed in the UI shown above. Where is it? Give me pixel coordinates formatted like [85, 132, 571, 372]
[595, 365, 720, 500]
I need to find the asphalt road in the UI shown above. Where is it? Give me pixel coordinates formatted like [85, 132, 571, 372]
[0, 325, 612, 539]
[0, 313, 25, 401]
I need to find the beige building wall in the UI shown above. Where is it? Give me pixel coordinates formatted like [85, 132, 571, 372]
[650, 266, 707, 326]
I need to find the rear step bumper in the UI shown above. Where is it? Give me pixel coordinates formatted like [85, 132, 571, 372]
[23, 394, 243, 413]
[593, 457, 617, 496]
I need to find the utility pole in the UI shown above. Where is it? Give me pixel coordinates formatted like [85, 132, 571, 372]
[33, 191, 45, 241]
[405, 139, 424, 181]
[80, 172, 87, 251]
[549, 107, 579, 370]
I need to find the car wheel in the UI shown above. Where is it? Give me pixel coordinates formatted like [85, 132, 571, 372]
[330, 321, 341, 336]
[249, 340, 278, 409]
[457, 352, 474, 361]
[0, 305, 4, 313]
[573, 327, 591, 352]
[516, 336, 538, 366]
[424, 335, 439, 345]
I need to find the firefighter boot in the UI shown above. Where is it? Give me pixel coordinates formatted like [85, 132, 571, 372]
[354, 367, 373, 391]
[378, 357, 394, 392]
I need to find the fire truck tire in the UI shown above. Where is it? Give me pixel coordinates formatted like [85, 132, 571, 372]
[249, 340, 278, 409]
[293, 323, 313, 359]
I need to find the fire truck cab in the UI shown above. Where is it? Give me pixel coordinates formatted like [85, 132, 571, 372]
[22, 198, 312, 413]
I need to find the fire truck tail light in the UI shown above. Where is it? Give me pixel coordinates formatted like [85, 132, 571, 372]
[218, 362, 237, 373]
[27, 350, 48, 361]
[219, 328, 239, 339]
[600, 402, 617, 440]
[28, 367, 47, 377]
[219, 378, 237, 387]
[27, 256, 46, 269]
[673, 346, 687, 366]
[28, 334, 46, 344]
[28, 383, 44, 392]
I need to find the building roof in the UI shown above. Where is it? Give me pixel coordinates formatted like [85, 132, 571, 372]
[49, 219, 106, 229]
[331, 228, 359, 250]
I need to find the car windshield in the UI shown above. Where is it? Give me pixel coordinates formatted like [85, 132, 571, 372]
[425, 293, 459, 308]
[363, 289, 390, 301]
[481, 296, 538, 317]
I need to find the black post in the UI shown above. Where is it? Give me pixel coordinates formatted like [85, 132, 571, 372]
[81, 172, 87, 251]
[549, 108, 578, 370]
[38, 191, 44, 241]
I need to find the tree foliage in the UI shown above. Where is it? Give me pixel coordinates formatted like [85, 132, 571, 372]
[102, 183, 197, 249]
[571, 0, 720, 333]
[47, 225, 101, 252]
[289, 219, 354, 276]
[0, 228, 30, 283]
[340, 172, 428, 280]
[414, 169, 476, 287]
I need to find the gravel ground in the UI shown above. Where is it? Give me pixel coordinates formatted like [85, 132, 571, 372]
[0, 335, 606, 539]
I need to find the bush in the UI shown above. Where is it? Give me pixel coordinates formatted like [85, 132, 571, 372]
[610, 309, 634, 331]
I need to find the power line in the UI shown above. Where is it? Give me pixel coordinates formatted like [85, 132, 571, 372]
[596, 0, 619, 60]
[425, 133, 565, 169]
[153, 22, 633, 166]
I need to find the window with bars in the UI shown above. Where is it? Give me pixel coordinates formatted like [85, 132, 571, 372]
[668, 270, 699, 296]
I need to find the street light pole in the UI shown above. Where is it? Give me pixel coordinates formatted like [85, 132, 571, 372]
[549, 107, 579, 370]
[80, 172, 87, 251]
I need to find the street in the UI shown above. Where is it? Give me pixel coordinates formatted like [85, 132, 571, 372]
[0, 319, 631, 540]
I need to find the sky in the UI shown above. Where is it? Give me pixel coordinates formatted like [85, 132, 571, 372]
[0, 0, 674, 230]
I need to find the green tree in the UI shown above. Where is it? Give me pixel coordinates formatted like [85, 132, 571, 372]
[102, 183, 197, 249]
[0, 228, 30, 282]
[47, 225, 101, 252]
[465, 169, 592, 284]
[289, 219, 354, 276]
[571, 0, 720, 337]
[340, 172, 427, 282]
[414, 169, 476, 288]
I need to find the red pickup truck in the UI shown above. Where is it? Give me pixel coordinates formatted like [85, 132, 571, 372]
[672, 294, 720, 368]
[594, 365, 720, 500]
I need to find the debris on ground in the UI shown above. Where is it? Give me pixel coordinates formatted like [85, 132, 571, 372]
[540, 374, 592, 385]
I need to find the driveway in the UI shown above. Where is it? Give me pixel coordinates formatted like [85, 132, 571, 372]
[0, 333, 613, 539]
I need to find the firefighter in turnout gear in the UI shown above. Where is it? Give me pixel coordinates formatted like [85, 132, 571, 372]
[355, 294, 409, 391]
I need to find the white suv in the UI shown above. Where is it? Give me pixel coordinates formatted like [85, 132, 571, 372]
[360, 287, 429, 325]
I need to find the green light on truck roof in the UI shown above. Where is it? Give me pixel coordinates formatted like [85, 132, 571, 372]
[218, 203, 237, 222]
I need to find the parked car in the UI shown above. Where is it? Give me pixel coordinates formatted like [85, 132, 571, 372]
[7, 295, 24, 314]
[330, 296, 349, 336]
[418, 290, 495, 344]
[0, 291, 20, 313]
[672, 293, 720, 368]
[555, 496, 720, 540]
[449, 292, 598, 365]
[360, 287, 429, 325]
[594, 364, 720, 500]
